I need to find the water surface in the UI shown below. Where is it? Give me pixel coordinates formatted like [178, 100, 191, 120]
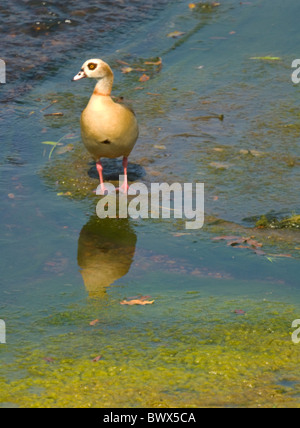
[0, 0, 300, 408]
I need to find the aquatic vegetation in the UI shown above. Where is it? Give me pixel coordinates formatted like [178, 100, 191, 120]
[255, 215, 300, 230]
[1, 296, 300, 408]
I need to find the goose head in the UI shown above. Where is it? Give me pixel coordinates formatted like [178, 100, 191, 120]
[72, 58, 113, 82]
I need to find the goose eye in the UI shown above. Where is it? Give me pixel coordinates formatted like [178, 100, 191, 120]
[88, 63, 97, 70]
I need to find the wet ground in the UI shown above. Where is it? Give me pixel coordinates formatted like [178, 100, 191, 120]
[0, 0, 300, 407]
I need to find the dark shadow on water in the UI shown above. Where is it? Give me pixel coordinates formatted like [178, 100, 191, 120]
[77, 216, 137, 298]
[88, 159, 146, 181]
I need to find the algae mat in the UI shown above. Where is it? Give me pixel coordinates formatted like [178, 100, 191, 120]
[1, 293, 300, 408]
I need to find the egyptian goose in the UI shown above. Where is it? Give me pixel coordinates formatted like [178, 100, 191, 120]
[72, 58, 139, 195]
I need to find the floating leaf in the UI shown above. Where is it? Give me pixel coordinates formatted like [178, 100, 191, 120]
[213, 235, 264, 254]
[92, 355, 102, 362]
[44, 112, 64, 117]
[144, 58, 162, 66]
[57, 191, 72, 196]
[121, 66, 134, 74]
[227, 238, 249, 247]
[250, 56, 281, 61]
[63, 133, 77, 139]
[116, 59, 130, 66]
[120, 295, 154, 306]
[167, 31, 185, 38]
[246, 238, 263, 248]
[139, 74, 150, 82]
[41, 141, 60, 146]
[41, 100, 58, 112]
[43, 357, 55, 363]
[269, 253, 293, 259]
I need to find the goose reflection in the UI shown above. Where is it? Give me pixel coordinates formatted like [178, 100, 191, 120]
[78, 216, 137, 298]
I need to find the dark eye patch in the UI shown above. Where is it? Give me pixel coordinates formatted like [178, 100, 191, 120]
[88, 63, 97, 70]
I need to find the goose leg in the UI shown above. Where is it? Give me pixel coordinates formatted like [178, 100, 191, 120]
[95, 160, 108, 195]
[117, 157, 129, 194]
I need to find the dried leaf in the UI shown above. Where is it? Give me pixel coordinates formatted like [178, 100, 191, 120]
[139, 74, 150, 82]
[120, 296, 154, 306]
[43, 357, 55, 363]
[144, 58, 162, 66]
[92, 355, 102, 362]
[234, 310, 246, 315]
[41, 100, 58, 112]
[227, 238, 248, 246]
[246, 238, 263, 248]
[121, 67, 134, 74]
[44, 112, 64, 117]
[269, 253, 293, 259]
[167, 31, 185, 38]
[116, 59, 130, 66]
[57, 191, 72, 196]
[250, 149, 265, 157]
[63, 133, 77, 139]
[253, 248, 266, 256]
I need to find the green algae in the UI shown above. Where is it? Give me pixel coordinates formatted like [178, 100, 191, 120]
[255, 214, 300, 230]
[1, 296, 300, 408]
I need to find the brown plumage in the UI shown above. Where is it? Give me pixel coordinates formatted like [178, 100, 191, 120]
[73, 58, 139, 194]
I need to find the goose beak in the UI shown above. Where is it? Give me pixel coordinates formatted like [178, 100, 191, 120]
[72, 70, 87, 81]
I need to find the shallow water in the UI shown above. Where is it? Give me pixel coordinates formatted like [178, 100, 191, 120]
[0, 0, 300, 408]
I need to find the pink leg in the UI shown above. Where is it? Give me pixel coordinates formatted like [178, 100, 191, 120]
[96, 160, 108, 195]
[117, 157, 129, 194]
